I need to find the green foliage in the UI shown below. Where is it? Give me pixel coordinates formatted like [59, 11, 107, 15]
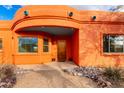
[103, 67, 121, 82]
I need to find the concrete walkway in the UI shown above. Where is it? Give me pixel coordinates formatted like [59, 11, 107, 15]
[16, 61, 78, 71]
[14, 62, 97, 88]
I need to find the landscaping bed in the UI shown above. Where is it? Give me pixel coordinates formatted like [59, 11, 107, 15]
[0, 63, 123, 88]
[63, 66, 123, 88]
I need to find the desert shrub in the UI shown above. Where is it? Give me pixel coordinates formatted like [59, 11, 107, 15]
[0, 64, 16, 88]
[103, 67, 121, 82]
[0, 64, 15, 78]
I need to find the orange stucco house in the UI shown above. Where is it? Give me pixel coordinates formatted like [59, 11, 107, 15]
[1, 5, 124, 67]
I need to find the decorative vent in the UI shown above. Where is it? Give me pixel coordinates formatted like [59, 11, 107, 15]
[68, 12, 73, 17]
[91, 16, 96, 20]
[24, 10, 29, 16]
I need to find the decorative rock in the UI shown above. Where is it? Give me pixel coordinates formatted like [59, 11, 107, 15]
[73, 72, 77, 76]
[77, 73, 82, 76]
[106, 81, 112, 87]
[0, 82, 6, 86]
[64, 66, 113, 88]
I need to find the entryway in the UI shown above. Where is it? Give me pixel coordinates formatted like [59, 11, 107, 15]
[14, 26, 78, 64]
[57, 40, 66, 62]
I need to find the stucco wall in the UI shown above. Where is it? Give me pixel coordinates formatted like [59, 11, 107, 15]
[79, 24, 124, 67]
[0, 30, 13, 64]
[72, 29, 79, 65]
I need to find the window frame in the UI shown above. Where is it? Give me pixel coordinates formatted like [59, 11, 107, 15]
[18, 36, 38, 54]
[43, 37, 49, 53]
[102, 33, 124, 55]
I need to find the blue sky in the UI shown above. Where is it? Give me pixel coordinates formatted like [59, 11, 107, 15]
[0, 5, 118, 20]
[0, 5, 22, 20]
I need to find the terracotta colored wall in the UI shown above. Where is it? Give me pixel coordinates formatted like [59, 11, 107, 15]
[12, 31, 73, 64]
[12, 6, 80, 32]
[0, 20, 13, 64]
[13, 31, 53, 64]
[79, 24, 124, 67]
[0, 30, 13, 64]
[72, 30, 79, 65]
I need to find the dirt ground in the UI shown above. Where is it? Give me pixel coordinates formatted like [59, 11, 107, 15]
[14, 62, 97, 88]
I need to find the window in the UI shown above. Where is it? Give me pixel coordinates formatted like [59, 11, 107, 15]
[43, 38, 49, 52]
[0, 39, 2, 50]
[18, 37, 38, 53]
[103, 34, 124, 53]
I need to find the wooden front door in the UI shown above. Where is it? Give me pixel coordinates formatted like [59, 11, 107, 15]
[57, 40, 66, 62]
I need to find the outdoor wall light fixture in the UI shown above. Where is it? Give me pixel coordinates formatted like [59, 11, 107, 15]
[68, 12, 73, 17]
[24, 10, 29, 16]
[92, 16, 96, 20]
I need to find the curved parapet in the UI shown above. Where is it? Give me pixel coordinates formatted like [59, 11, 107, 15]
[11, 5, 81, 32]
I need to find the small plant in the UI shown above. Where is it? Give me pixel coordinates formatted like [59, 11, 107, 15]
[103, 67, 121, 82]
[0, 64, 16, 88]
